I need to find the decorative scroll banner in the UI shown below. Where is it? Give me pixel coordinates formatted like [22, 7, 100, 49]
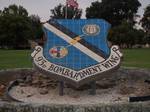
[31, 45, 122, 83]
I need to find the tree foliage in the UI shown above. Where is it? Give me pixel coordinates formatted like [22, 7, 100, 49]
[50, 4, 82, 19]
[141, 4, 150, 32]
[29, 15, 43, 40]
[108, 21, 145, 48]
[140, 4, 150, 44]
[0, 5, 43, 49]
[2, 5, 28, 17]
[86, 0, 141, 26]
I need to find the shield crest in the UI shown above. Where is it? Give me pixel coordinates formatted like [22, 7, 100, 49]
[43, 19, 110, 70]
[31, 19, 122, 86]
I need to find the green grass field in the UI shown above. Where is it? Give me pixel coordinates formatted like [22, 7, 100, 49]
[0, 50, 32, 70]
[122, 48, 150, 69]
[0, 49, 150, 70]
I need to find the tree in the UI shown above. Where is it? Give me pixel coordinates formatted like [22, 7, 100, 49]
[0, 10, 2, 15]
[0, 5, 43, 49]
[2, 5, 28, 17]
[0, 5, 31, 49]
[29, 15, 43, 39]
[141, 4, 150, 32]
[108, 21, 145, 48]
[50, 4, 82, 19]
[141, 4, 150, 44]
[86, 0, 141, 26]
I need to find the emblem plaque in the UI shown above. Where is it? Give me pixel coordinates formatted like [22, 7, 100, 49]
[31, 19, 122, 87]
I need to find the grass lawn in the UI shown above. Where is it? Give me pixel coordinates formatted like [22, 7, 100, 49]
[0, 50, 32, 70]
[122, 48, 150, 69]
[0, 48, 150, 70]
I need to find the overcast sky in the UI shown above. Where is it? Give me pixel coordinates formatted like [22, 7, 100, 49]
[0, 0, 149, 22]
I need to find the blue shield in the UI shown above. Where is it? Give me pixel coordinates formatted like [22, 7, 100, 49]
[43, 19, 111, 71]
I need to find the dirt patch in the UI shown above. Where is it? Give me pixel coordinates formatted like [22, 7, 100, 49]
[0, 68, 149, 104]
[9, 69, 150, 104]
